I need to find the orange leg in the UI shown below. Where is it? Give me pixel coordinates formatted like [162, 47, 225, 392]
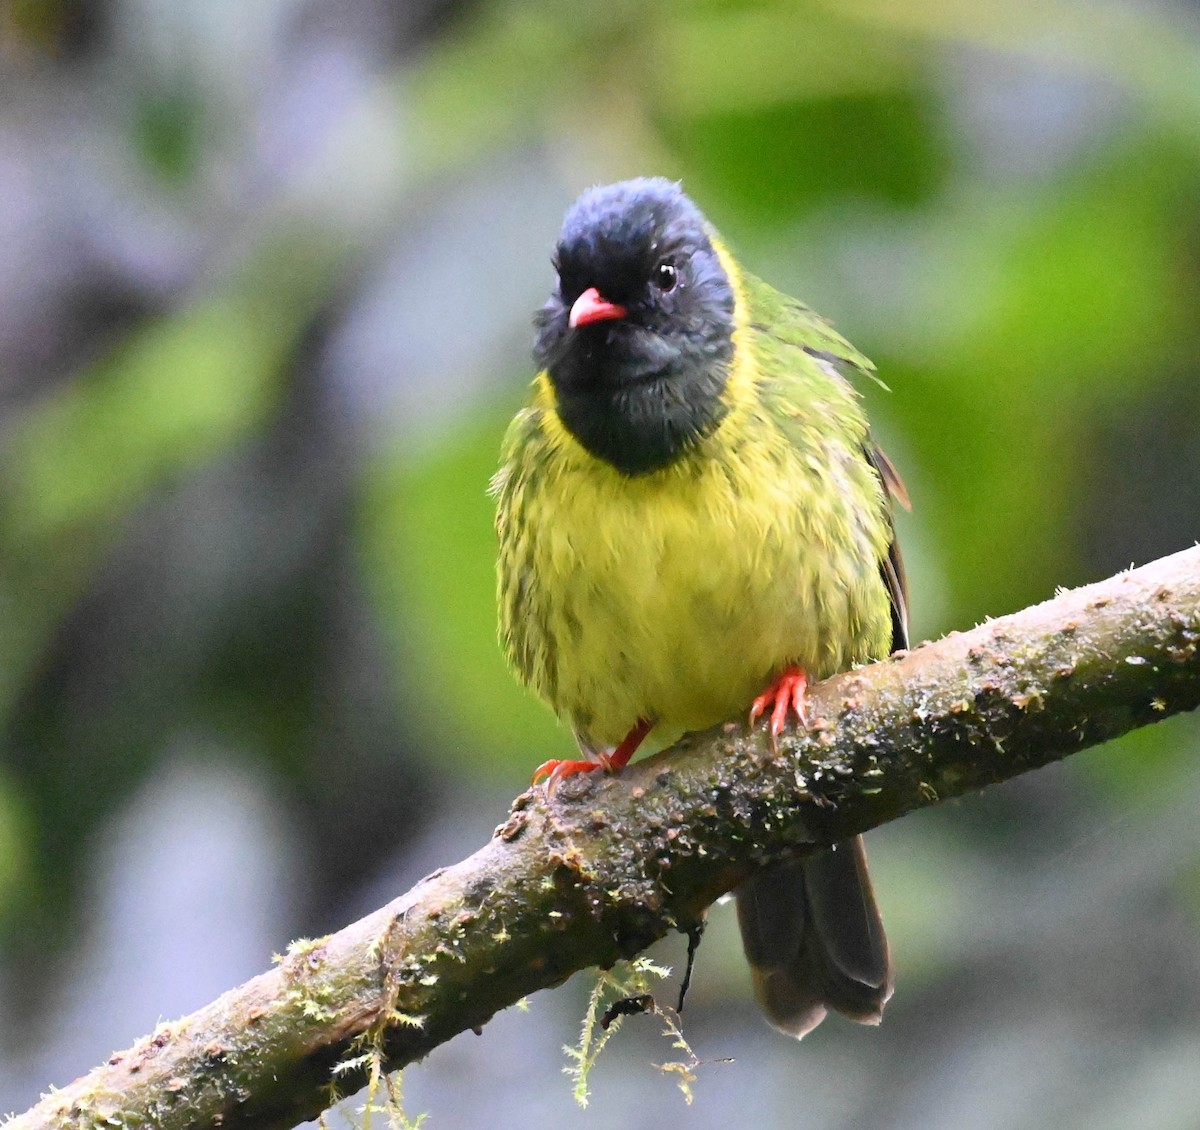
[532, 718, 653, 786]
[749, 666, 809, 748]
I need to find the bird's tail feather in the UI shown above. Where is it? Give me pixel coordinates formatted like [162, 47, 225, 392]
[735, 836, 892, 1038]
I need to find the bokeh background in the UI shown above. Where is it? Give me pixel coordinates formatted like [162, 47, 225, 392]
[2, 0, 1200, 1127]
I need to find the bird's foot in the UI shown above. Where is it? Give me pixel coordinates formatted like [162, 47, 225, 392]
[749, 667, 809, 749]
[532, 718, 653, 786]
[531, 751, 612, 785]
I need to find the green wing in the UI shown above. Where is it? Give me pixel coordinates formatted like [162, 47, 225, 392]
[740, 271, 910, 655]
[738, 272, 876, 380]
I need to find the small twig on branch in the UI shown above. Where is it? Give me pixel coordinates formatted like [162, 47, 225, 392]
[8, 547, 1200, 1130]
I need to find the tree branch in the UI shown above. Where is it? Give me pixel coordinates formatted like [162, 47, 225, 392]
[10, 547, 1200, 1130]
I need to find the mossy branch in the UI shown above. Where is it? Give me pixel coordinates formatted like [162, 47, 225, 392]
[8, 547, 1200, 1130]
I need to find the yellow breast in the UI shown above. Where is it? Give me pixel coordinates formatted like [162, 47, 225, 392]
[494, 376, 893, 749]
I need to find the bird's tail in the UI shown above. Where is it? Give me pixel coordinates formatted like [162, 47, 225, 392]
[735, 835, 892, 1038]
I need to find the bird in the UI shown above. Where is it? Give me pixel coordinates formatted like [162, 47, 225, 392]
[491, 177, 909, 1038]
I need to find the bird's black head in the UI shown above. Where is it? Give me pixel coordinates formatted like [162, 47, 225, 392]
[534, 178, 736, 476]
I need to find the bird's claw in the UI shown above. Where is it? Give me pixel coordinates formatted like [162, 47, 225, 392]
[532, 717, 653, 789]
[531, 753, 611, 787]
[749, 667, 809, 749]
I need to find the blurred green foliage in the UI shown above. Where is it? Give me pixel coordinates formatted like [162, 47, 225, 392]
[360, 405, 565, 761]
[0, 246, 333, 719]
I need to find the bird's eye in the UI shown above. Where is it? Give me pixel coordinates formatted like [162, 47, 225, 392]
[652, 259, 677, 292]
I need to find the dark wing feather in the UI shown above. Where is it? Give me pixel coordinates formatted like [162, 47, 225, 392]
[866, 442, 910, 652]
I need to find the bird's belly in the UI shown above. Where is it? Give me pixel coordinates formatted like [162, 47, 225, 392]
[535, 462, 888, 748]
[580, 565, 807, 740]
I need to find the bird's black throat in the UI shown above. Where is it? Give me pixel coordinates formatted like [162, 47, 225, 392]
[546, 334, 733, 476]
